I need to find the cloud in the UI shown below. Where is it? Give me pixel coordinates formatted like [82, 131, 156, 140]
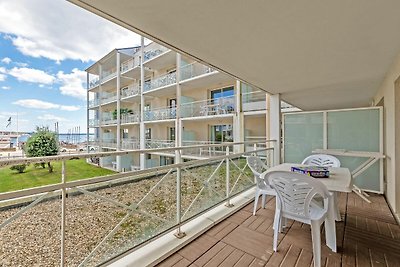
[1, 57, 11, 64]
[8, 67, 55, 84]
[15, 62, 28, 67]
[38, 114, 68, 122]
[0, 0, 141, 63]
[0, 73, 5, 81]
[1, 86, 10, 90]
[13, 99, 80, 111]
[56, 68, 86, 100]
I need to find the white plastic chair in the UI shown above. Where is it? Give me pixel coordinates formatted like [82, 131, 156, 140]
[302, 154, 341, 167]
[266, 171, 336, 267]
[246, 156, 276, 215]
[302, 154, 342, 221]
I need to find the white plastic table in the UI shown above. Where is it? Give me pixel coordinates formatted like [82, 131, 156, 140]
[262, 163, 352, 252]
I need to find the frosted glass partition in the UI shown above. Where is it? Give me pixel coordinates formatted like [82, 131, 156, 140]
[283, 112, 323, 163]
[327, 109, 381, 192]
[283, 107, 382, 193]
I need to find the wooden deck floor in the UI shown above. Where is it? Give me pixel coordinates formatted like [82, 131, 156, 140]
[157, 193, 400, 267]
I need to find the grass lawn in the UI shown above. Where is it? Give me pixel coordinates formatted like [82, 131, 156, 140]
[0, 159, 115, 193]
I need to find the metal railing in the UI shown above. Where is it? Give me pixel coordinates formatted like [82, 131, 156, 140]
[88, 119, 99, 127]
[121, 84, 140, 99]
[101, 92, 117, 104]
[120, 57, 140, 73]
[143, 72, 177, 92]
[143, 106, 176, 121]
[121, 139, 140, 150]
[121, 113, 140, 124]
[88, 98, 100, 108]
[145, 139, 175, 149]
[89, 78, 100, 89]
[143, 47, 168, 62]
[242, 91, 266, 111]
[0, 140, 275, 267]
[101, 69, 117, 82]
[180, 95, 235, 118]
[180, 62, 215, 81]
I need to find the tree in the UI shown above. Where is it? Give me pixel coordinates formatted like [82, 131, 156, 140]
[25, 126, 59, 173]
[10, 164, 27, 173]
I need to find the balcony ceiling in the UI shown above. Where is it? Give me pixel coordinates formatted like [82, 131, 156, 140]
[70, 0, 400, 110]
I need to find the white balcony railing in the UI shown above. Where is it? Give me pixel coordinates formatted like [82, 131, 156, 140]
[121, 138, 140, 150]
[88, 98, 100, 108]
[89, 77, 100, 89]
[180, 62, 215, 81]
[88, 119, 99, 127]
[101, 68, 117, 83]
[121, 112, 140, 124]
[145, 139, 175, 149]
[101, 116, 117, 126]
[120, 57, 140, 73]
[144, 72, 177, 92]
[121, 84, 140, 99]
[144, 106, 176, 121]
[180, 95, 235, 118]
[143, 47, 168, 62]
[0, 140, 274, 267]
[101, 138, 117, 148]
[242, 90, 266, 111]
[101, 92, 117, 104]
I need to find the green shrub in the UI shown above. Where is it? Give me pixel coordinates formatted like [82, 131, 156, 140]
[10, 164, 27, 173]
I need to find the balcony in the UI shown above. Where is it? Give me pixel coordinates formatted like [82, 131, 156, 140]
[101, 68, 117, 83]
[121, 138, 140, 150]
[88, 118, 99, 127]
[144, 72, 177, 92]
[120, 84, 140, 99]
[88, 98, 100, 108]
[88, 77, 100, 89]
[180, 61, 215, 81]
[120, 57, 140, 73]
[144, 47, 169, 62]
[101, 115, 117, 126]
[145, 139, 175, 149]
[144, 106, 176, 121]
[101, 138, 117, 148]
[121, 112, 140, 124]
[242, 90, 266, 112]
[101, 91, 117, 104]
[181, 96, 235, 118]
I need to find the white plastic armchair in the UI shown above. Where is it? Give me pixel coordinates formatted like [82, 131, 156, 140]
[302, 153, 342, 221]
[266, 171, 336, 267]
[246, 156, 275, 215]
[301, 154, 341, 167]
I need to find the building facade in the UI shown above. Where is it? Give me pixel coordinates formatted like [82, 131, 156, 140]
[86, 38, 290, 171]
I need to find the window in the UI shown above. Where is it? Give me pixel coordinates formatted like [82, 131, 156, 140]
[210, 124, 233, 143]
[211, 86, 234, 100]
[145, 128, 151, 139]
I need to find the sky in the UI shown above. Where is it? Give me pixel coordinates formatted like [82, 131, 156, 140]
[0, 0, 141, 133]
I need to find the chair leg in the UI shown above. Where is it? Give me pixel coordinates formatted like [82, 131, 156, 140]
[273, 211, 281, 252]
[253, 190, 260, 215]
[332, 192, 341, 221]
[325, 199, 337, 252]
[262, 194, 266, 208]
[310, 221, 321, 267]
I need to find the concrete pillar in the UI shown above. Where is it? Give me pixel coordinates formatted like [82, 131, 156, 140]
[269, 94, 281, 165]
[116, 52, 122, 172]
[233, 80, 244, 153]
[139, 37, 146, 170]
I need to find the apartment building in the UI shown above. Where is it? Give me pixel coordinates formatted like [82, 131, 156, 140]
[87, 39, 295, 171]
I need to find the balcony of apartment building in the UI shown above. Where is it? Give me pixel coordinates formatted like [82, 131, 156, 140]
[88, 118, 99, 128]
[120, 83, 141, 100]
[143, 105, 177, 122]
[180, 95, 235, 120]
[143, 71, 177, 94]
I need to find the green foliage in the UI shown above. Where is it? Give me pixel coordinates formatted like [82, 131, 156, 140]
[10, 164, 27, 173]
[25, 126, 59, 173]
[112, 108, 133, 119]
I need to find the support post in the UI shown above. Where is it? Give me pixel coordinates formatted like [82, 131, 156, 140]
[225, 146, 234, 207]
[60, 160, 66, 267]
[139, 37, 146, 170]
[86, 72, 90, 153]
[116, 52, 122, 172]
[269, 94, 281, 165]
[174, 149, 186, 238]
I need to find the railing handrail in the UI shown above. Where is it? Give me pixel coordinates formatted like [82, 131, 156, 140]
[0, 146, 272, 202]
[180, 95, 234, 106]
[0, 140, 276, 168]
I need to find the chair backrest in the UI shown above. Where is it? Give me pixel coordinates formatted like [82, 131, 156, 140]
[267, 171, 330, 221]
[301, 154, 341, 167]
[247, 156, 269, 187]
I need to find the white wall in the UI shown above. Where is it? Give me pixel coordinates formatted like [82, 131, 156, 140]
[374, 51, 400, 220]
